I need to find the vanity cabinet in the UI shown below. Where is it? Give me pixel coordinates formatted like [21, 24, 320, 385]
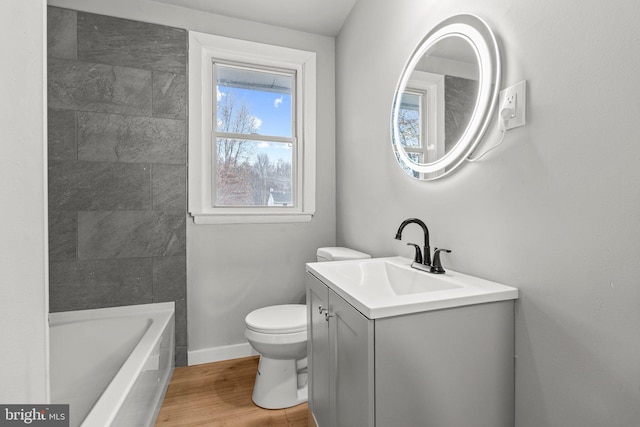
[306, 272, 515, 427]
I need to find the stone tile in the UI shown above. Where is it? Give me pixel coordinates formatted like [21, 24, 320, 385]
[48, 160, 151, 211]
[153, 256, 186, 302]
[174, 299, 187, 347]
[445, 75, 479, 149]
[77, 112, 186, 164]
[78, 211, 186, 260]
[77, 12, 187, 74]
[48, 58, 152, 116]
[48, 211, 76, 262]
[152, 72, 186, 119]
[152, 164, 186, 211]
[48, 109, 76, 161]
[48, 7, 77, 60]
[49, 258, 153, 312]
[175, 346, 187, 367]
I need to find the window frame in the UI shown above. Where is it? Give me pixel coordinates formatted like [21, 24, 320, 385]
[189, 31, 316, 224]
[399, 88, 428, 162]
[403, 71, 445, 179]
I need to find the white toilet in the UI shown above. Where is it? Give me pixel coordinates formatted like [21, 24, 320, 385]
[244, 247, 371, 409]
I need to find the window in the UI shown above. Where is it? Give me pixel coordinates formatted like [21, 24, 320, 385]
[214, 63, 295, 207]
[395, 71, 444, 179]
[189, 32, 316, 224]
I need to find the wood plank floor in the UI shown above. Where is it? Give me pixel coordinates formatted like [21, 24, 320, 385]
[155, 356, 308, 426]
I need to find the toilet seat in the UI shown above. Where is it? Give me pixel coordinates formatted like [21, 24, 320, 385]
[245, 304, 307, 334]
[245, 328, 307, 346]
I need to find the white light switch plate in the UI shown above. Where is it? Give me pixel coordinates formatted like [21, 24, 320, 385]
[500, 80, 527, 130]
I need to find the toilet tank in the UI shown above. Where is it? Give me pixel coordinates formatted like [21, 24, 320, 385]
[316, 247, 371, 262]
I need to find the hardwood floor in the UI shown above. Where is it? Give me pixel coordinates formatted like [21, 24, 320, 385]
[155, 356, 308, 426]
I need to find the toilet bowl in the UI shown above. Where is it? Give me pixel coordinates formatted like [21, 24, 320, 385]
[244, 247, 371, 409]
[245, 304, 308, 409]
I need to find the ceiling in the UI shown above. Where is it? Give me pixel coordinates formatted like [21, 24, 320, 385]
[151, 0, 358, 37]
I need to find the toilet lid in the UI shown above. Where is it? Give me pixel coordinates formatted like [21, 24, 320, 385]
[245, 304, 307, 334]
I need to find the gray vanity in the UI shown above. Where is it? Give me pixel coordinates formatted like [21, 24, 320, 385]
[306, 257, 518, 427]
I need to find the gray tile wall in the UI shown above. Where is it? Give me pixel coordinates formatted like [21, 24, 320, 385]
[444, 75, 479, 154]
[47, 6, 188, 366]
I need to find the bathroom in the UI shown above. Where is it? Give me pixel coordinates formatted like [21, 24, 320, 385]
[1, 0, 639, 426]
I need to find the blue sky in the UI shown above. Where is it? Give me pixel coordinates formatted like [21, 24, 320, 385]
[221, 87, 292, 137]
[218, 86, 293, 163]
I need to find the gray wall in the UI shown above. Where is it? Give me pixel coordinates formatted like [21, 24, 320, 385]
[47, 7, 188, 366]
[337, 0, 639, 426]
[185, 31, 336, 361]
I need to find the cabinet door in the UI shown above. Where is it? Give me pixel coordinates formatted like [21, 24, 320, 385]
[329, 289, 374, 427]
[307, 274, 330, 427]
[375, 302, 515, 427]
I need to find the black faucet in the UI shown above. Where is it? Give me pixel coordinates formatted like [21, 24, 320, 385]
[395, 218, 431, 267]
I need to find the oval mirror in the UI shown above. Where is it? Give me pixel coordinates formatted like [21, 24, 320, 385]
[391, 14, 501, 180]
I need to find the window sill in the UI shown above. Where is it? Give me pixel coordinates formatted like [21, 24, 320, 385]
[190, 212, 314, 225]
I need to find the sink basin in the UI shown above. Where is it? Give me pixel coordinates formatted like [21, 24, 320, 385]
[306, 257, 518, 319]
[326, 258, 460, 296]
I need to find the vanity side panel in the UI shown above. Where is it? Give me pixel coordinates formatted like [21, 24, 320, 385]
[375, 301, 515, 427]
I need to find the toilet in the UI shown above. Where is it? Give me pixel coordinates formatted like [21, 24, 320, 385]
[244, 247, 371, 409]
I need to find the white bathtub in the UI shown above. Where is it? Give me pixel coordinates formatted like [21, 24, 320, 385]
[49, 302, 175, 427]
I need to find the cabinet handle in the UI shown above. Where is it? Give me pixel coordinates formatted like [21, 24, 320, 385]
[324, 311, 334, 321]
[318, 305, 326, 314]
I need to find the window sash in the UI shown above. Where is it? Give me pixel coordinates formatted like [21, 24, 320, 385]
[213, 61, 296, 138]
[211, 137, 299, 210]
[212, 61, 298, 209]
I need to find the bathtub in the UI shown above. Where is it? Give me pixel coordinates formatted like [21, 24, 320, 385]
[49, 302, 175, 427]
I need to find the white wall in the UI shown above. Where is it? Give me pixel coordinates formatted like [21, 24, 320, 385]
[0, 0, 49, 403]
[49, 0, 337, 363]
[336, 0, 640, 426]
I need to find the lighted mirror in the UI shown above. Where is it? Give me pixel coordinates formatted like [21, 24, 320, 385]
[391, 14, 501, 180]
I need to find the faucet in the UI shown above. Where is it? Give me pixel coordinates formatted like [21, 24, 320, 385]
[395, 218, 431, 267]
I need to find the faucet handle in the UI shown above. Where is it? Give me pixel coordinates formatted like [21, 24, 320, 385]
[430, 248, 451, 274]
[406, 243, 423, 264]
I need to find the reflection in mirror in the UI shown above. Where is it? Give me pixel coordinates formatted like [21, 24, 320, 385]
[423, 37, 479, 156]
[391, 14, 500, 180]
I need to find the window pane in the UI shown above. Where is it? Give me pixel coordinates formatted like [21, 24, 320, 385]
[397, 92, 422, 148]
[216, 64, 293, 138]
[395, 150, 422, 178]
[215, 138, 293, 207]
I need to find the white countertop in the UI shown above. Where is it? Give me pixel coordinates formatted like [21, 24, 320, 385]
[306, 256, 518, 319]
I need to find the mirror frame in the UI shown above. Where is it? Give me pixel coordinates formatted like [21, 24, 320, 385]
[391, 14, 501, 180]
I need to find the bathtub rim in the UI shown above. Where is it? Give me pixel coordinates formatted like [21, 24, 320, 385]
[49, 301, 175, 326]
[49, 302, 175, 427]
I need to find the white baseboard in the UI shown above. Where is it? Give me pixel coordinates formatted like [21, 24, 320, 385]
[188, 343, 258, 366]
